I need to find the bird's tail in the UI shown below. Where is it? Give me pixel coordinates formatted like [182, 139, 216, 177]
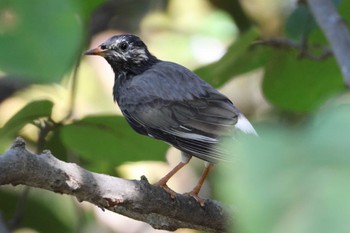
[234, 113, 258, 136]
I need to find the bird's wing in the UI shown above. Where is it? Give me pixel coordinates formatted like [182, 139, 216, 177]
[118, 62, 251, 162]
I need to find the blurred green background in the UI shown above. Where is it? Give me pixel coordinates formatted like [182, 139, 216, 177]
[0, 0, 350, 232]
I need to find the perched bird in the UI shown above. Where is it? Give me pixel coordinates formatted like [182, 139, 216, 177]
[85, 34, 257, 205]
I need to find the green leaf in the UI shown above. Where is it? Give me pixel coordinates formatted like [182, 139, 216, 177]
[0, 188, 76, 233]
[60, 115, 169, 165]
[195, 28, 264, 87]
[217, 104, 350, 233]
[0, 100, 53, 139]
[44, 128, 68, 161]
[262, 49, 344, 112]
[285, 3, 317, 39]
[78, 0, 105, 19]
[0, 0, 85, 83]
[339, 0, 350, 24]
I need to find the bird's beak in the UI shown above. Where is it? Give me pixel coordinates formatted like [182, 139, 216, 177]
[84, 46, 106, 56]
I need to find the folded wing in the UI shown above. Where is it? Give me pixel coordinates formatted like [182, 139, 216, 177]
[117, 61, 252, 162]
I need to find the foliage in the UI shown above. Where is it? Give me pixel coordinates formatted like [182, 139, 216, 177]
[60, 115, 169, 172]
[217, 104, 350, 233]
[0, 0, 349, 232]
[0, 0, 102, 83]
[0, 100, 53, 138]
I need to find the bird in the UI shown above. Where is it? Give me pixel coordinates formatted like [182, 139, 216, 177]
[85, 34, 257, 205]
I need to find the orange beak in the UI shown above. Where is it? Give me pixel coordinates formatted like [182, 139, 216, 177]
[84, 46, 106, 56]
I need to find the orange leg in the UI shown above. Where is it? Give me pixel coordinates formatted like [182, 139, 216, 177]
[185, 163, 213, 206]
[154, 154, 192, 198]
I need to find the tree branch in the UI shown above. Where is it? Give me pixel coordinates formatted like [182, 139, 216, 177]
[0, 138, 229, 233]
[253, 38, 333, 61]
[307, 0, 350, 87]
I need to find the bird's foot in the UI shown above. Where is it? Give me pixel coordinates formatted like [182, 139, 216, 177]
[183, 191, 206, 207]
[154, 182, 177, 199]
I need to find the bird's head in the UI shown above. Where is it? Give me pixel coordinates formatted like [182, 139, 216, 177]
[85, 34, 158, 74]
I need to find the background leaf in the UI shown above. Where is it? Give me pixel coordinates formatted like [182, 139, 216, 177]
[262, 49, 344, 112]
[0, 100, 53, 139]
[0, 0, 84, 83]
[285, 3, 317, 39]
[0, 188, 77, 233]
[217, 104, 350, 233]
[60, 115, 169, 167]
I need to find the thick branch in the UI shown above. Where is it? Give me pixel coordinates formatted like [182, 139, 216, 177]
[0, 138, 229, 233]
[307, 0, 350, 87]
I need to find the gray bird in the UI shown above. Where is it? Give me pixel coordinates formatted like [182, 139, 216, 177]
[85, 34, 257, 205]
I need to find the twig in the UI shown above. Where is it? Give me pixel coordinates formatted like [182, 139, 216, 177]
[0, 138, 229, 233]
[254, 38, 333, 61]
[307, 0, 350, 87]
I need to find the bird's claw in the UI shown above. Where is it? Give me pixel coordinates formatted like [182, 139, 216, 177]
[183, 191, 206, 207]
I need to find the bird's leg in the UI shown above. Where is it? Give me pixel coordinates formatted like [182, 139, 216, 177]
[185, 162, 213, 206]
[154, 153, 192, 198]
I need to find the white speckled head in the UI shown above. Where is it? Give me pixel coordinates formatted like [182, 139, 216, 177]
[85, 34, 158, 73]
[101, 35, 150, 63]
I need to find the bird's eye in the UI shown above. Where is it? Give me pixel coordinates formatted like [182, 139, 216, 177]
[100, 45, 107, 50]
[119, 42, 129, 51]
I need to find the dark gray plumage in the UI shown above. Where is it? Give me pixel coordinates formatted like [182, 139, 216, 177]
[85, 34, 257, 203]
[116, 60, 245, 163]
